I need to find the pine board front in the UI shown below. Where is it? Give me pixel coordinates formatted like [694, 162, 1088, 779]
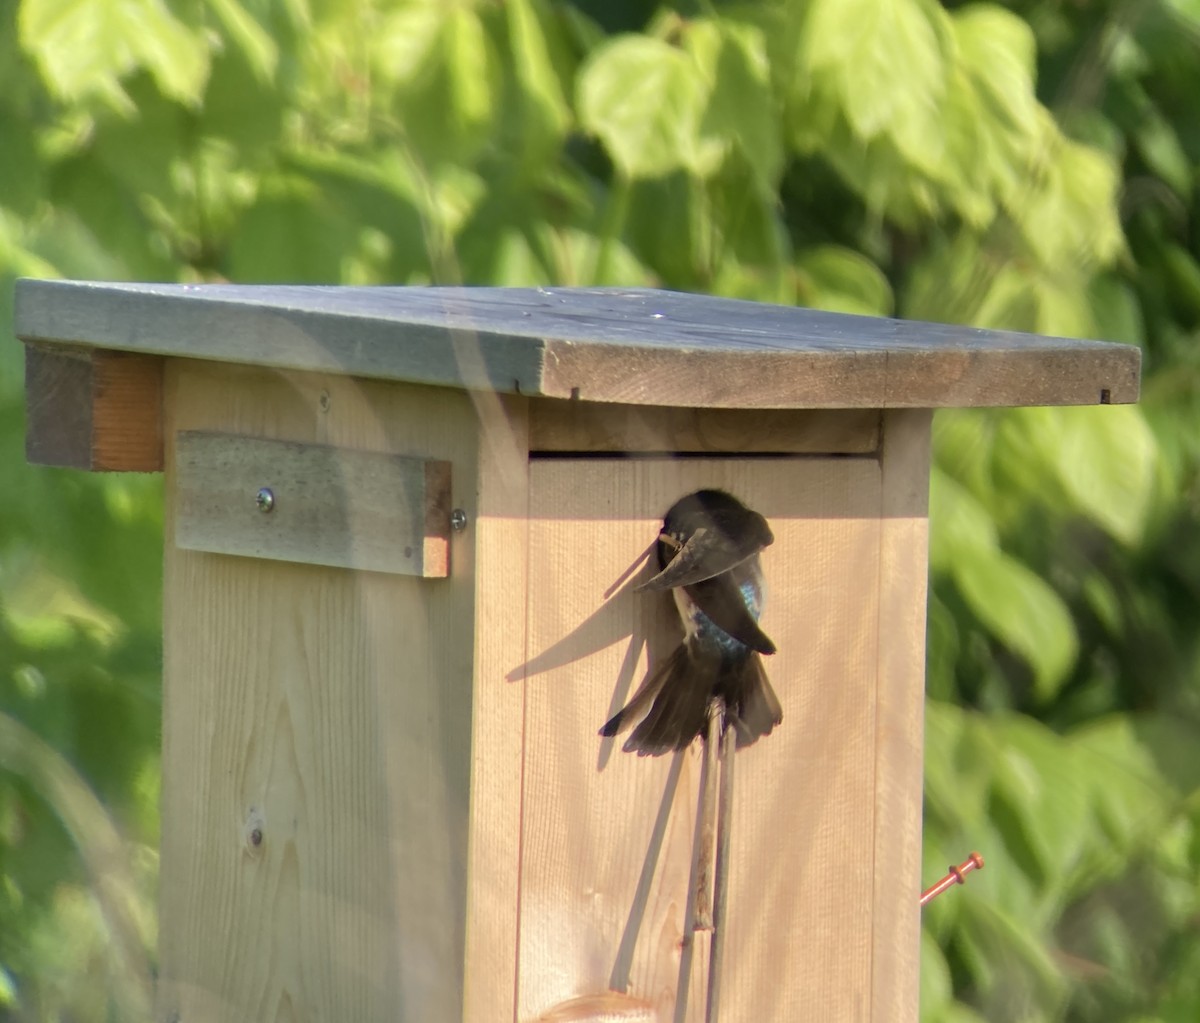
[515, 449, 927, 1022]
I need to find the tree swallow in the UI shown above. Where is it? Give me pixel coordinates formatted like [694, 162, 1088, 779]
[600, 489, 783, 756]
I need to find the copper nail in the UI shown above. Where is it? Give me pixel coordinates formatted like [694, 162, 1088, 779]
[920, 852, 984, 907]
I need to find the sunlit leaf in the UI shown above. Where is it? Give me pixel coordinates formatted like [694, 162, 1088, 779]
[18, 0, 209, 108]
[928, 467, 999, 573]
[1088, 276, 1144, 346]
[1056, 405, 1157, 546]
[990, 406, 1076, 523]
[951, 548, 1078, 701]
[795, 245, 892, 316]
[1081, 572, 1122, 635]
[1072, 715, 1173, 856]
[1161, 243, 1200, 320]
[1166, 0, 1200, 22]
[577, 34, 716, 179]
[505, 0, 572, 162]
[206, 0, 278, 84]
[225, 178, 359, 283]
[375, 0, 445, 83]
[933, 409, 999, 500]
[957, 897, 1069, 1014]
[924, 702, 998, 834]
[1017, 127, 1124, 270]
[0, 712, 154, 1015]
[687, 20, 782, 188]
[949, 4, 1041, 217]
[389, 6, 501, 166]
[0, 111, 43, 217]
[990, 716, 1092, 887]
[802, 0, 950, 171]
[1135, 112, 1192, 197]
[0, 555, 124, 649]
[921, 928, 953, 1013]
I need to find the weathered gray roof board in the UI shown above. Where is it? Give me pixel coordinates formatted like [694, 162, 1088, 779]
[14, 279, 1140, 409]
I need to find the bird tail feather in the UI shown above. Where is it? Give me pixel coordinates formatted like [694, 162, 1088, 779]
[602, 645, 782, 757]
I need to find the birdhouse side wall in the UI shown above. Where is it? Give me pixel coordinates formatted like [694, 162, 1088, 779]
[157, 362, 486, 1021]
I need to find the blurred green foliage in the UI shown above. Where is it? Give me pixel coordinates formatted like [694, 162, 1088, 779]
[1, 0, 1198, 1019]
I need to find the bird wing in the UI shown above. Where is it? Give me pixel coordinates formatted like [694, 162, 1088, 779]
[634, 527, 764, 592]
[731, 654, 783, 748]
[686, 574, 777, 654]
[598, 645, 686, 738]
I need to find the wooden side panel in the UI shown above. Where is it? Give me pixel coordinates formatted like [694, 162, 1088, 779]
[462, 392, 531, 1022]
[516, 454, 913, 1022]
[158, 364, 483, 1022]
[871, 410, 931, 1023]
[174, 431, 452, 576]
[24, 346, 163, 471]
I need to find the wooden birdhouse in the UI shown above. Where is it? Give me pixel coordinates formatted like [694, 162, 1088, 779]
[15, 280, 1140, 1022]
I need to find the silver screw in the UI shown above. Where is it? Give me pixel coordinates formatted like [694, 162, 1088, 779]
[450, 508, 468, 532]
[256, 487, 275, 513]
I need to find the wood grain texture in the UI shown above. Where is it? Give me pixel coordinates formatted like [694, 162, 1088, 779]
[516, 454, 913, 1022]
[24, 345, 163, 470]
[529, 402, 880, 454]
[158, 365, 484, 1022]
[175, 431, 451, 576]
[462, 392, 530, 1023]
[871, 410, 932, 1023]
[16, 279, 1139, 409]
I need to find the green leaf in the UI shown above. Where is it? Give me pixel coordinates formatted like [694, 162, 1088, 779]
[1055, 405, 1157, 546]
[951, 548, 1078, 701]
[18, 0, 209, 108]
[543, 226, 649, 287]
[934, 409, 998, 498]
[0, 210, 61, 279]
[390, 7, 500, 166]
[928, 467, 999, 573]
[1016, 127, 1124, 270]
[952, 4, 1038, 140]
[1161, 243, 1200, 320]
[920, 928, 953, 1013]
[990, 716, 1091, 885]
[0, 554, 123, 649]
[375, 0, 445, 84]
[1088, 276, 1144, 346]
[923, 702, 998, 834]
[577, 34, 716, 179]
[1135, 112, 1192, 197]
[443, 9, 498, 141]
[686, 20, 782, 188]
[1081, 572, 1122, 635]
[1071, 715, 1173, 855]
[505, 0, 572, 163]
[0, 110, 43, 217]
[950, 4, 1041, 214]
[925, 594, 962, 701]
[282, 149, 431, 282]
[623, 173, 712, 286]
[802, 0, 951, 171]
[205, 0, 278, 83]
[795, 245, 893, 316]
[956, 898, 1069, 1014]
[225, 178, 359, 283]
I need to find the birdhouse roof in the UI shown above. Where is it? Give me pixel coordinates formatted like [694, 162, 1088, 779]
[15, 280, 1138, 408]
